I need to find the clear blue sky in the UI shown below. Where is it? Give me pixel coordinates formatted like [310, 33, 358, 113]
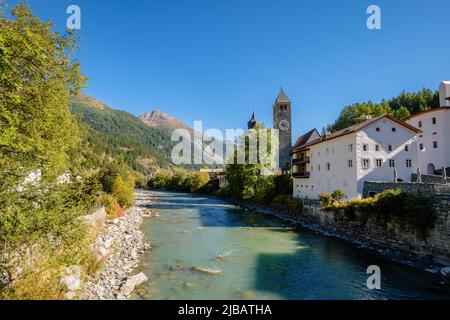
[9, 0, 450, 140]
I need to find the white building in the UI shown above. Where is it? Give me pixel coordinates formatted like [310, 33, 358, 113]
[405, 81, 450, 174]
[292, 115, 421, 200]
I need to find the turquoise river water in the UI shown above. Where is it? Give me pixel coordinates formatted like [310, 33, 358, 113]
[131, 190, 450, 300]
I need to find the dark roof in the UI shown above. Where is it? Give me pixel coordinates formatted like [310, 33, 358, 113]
[275, 89, 290, 103]
[247, 112, 260, 129]
[293, 114, 421, 151]
[293, 129, 320, 149]
[406, 107, 450, 120]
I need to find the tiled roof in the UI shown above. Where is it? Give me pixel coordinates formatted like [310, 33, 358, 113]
[275, 89, 290, 103]
[292, 129, 319, 149]
[406, 107, 450, 120]
[293, 114, 421, 151]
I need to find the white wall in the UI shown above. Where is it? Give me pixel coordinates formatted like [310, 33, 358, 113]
[439, 81, 450, 107]
[293, 117, 419, 200]
[406, 109, 450, 174]
[293, 133, 358, 200]
[356, 118, 418, 198]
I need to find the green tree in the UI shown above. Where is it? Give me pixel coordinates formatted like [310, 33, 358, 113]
[0, 4, 87, 184]
[225, 126, 276, 200]
[189, 172, 211, 193]
[393, 106, 411, 121]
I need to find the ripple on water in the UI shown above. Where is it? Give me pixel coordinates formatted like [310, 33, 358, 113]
[133, 191, 450, 300]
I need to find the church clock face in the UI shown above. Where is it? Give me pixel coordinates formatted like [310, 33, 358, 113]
[279, 119, 290, 131]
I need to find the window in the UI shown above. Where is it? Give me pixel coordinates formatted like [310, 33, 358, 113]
[405, 145, 409, 152]
[420, 143, 424, 150]
[418, 121, 422, 128]
[348, 160, 353, 168]
[326, 163, 331, 171]
[348, 144, 353, 152]
[363, 144, 369, 151]
[375, 145, 380, 152]
[389, 159, 395, 167]
[362, 158, 370, 169]
[376, 127, 380, 132]
[433, 132, 437, 135]
[326, 148, 329, 155]
[432, 117, 437, 125]
[406, 159, 412, 168]
[318, 165, 321, 171]
[375, 159, 383, 167]
[392, 127, 397, 132]
[433, 141, 438, 149]
[388, 145, 393, 152]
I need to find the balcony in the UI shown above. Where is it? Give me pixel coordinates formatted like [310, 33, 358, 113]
[292, 156, 310, 164]
[293, 172, 310, 178]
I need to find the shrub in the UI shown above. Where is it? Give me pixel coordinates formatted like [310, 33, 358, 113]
[320, 192, 333, 207]
[112, 176, 135, 208]
[101, 194, 121, 219]
[189, 172, 211, 193]
[273, 195, 303, 215]
[331, 189, 345, 202]
[322, 189, 437, 239]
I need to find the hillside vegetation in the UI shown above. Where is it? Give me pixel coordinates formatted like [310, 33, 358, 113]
[70, 100, 174, 175]
[327, 88, 440, 132]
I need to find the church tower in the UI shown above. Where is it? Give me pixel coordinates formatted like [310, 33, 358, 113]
[273, 89, 292, 171]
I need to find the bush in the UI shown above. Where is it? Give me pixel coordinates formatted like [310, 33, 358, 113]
[273, 195, 303, 215]
[112, 176, 135, 208]
[331, 189, 345, 202]
[320, 192, 333, 207]
[101, 194, 122, 219]
[322, 189, 437, 239]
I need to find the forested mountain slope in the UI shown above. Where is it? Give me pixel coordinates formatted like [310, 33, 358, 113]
[70, 98, 174, 175]
[326, 88, 440, 132]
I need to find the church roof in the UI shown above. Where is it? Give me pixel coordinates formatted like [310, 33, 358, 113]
[247, 112, 260, 129]
[275, 89, 291, 103]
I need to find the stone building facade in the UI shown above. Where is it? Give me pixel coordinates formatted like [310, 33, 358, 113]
[273, 89, 292, 172]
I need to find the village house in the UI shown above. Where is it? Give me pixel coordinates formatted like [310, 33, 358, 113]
[405, 81, 450, 175]
[292, 115, 421, 200]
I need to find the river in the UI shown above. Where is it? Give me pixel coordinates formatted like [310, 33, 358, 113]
[131, 190, 449, 300]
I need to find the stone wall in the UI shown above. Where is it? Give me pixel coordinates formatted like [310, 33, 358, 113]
[297, 182, 450, 268]
[411, 173, 447, 184]
[362, 181, 450, 198]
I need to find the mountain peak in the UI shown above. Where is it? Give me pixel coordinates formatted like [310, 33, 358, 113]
[139, 110, 190, 132]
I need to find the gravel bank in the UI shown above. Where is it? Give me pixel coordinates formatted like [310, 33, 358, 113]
[80, 190, 153, 300]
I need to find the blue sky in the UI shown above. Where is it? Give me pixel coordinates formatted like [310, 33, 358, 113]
[8, 0, 450, 140]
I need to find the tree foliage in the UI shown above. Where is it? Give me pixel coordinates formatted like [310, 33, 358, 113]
[0, 4, 86, 184]
[327, 89, 439, 132]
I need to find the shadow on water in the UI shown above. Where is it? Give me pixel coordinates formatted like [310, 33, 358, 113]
[254, 227, 449, 300]
[140, 190, 450, 300]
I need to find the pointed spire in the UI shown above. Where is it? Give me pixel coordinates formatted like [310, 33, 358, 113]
[247, 111, 258, 130]
[275, 88, 290, 103]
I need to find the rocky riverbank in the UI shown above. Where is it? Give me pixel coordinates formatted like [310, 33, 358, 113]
[235, 199, 450, 285]
[80, 190, 154, 300]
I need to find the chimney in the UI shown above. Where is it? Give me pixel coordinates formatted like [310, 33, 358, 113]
[323, 131, 331, 140]
[439, 81, 450, 107]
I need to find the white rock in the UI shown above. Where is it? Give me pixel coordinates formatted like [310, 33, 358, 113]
[120, 272, 148, 297]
